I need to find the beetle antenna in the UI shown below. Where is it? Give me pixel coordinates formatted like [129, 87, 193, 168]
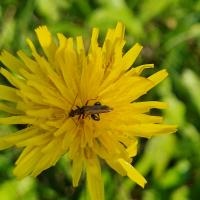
[85, 96, 99, 105]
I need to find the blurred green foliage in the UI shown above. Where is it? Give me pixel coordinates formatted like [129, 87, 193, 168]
[0, 0, 200, 199]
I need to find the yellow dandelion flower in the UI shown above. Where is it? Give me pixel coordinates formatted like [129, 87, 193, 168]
[0, 22, 177, 200]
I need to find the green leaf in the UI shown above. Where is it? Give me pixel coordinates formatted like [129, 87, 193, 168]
[158, 160, 190, 188]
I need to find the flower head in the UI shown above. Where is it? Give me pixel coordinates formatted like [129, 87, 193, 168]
[0, 22, 177, 200]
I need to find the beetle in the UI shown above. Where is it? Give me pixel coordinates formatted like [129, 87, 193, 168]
[69, 101, 113, 121]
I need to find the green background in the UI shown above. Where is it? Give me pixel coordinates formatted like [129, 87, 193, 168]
[0, 0, 200, 199]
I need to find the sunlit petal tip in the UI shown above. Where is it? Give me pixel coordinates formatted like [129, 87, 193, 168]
[148, 69, 169, 85]
[166, 125, 178, 133]
[135, 42, 143, 48]
[26, 38, 36, 52]
[35, 26, 51, 42]
[116, 21, 124, 27]
[118, 158, 147, 188]
[115, 21, 125, 33]
[160, 102, 168, 109]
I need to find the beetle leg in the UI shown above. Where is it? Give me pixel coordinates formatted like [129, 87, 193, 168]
[97, 113, 100, 121]
[82, 114, 85, 119]
[91, 114, 100, 121]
